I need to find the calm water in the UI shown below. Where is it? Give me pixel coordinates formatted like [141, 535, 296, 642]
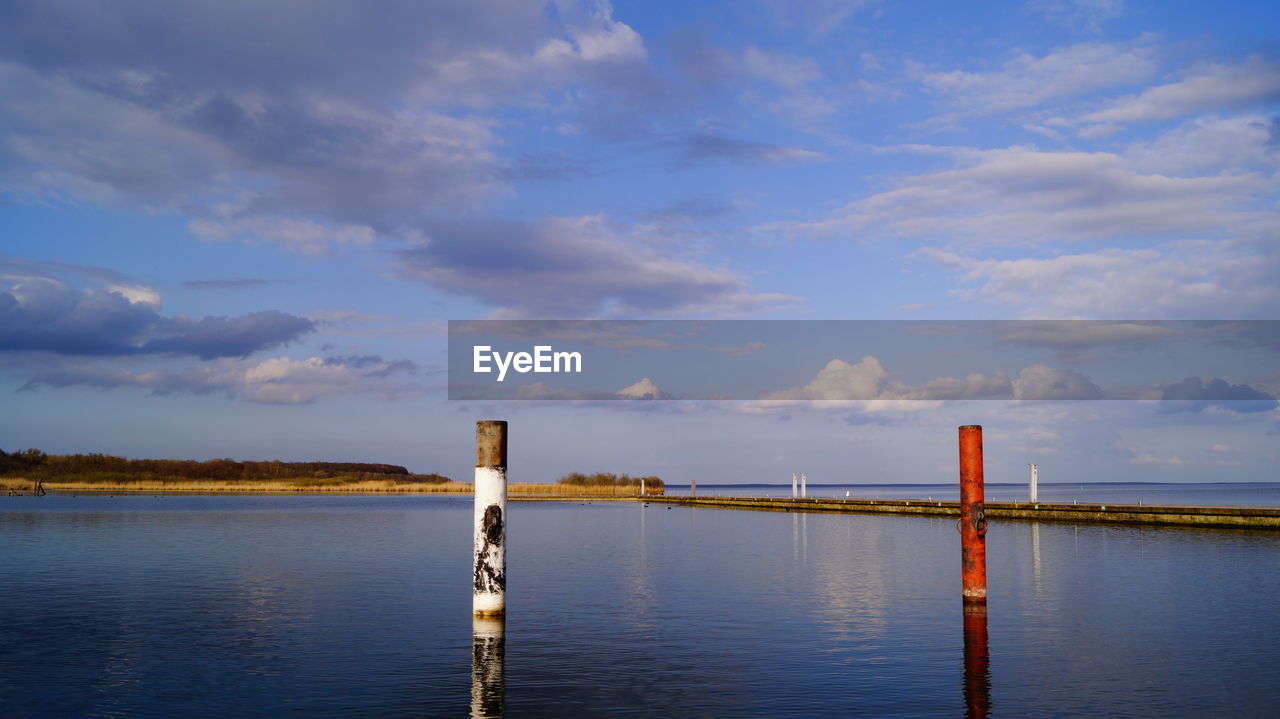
[677, 481, 1280, 506]
[2, 492, 1279, 717]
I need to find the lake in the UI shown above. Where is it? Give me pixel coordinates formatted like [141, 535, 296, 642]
[2, 489, 1278, 717]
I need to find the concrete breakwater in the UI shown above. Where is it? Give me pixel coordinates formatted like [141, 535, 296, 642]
[538, 495, 1280, 529]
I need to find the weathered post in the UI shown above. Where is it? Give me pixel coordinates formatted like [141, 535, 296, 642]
[1028, 463, 1038, 503]
[800, 472, 807, 498]
[474, 420, 507, 616]
[640, 478, 645, 496]
[959, 425, 987, 605]
[471, 615, 505, 718]
[791, 472, 798, 498]
[690, 478, 696, 497]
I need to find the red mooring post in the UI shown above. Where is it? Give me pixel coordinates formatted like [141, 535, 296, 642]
[959, 425, 987, 604]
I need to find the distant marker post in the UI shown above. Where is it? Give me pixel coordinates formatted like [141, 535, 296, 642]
[959, 425, 987, 605]
[474, 420, 507, 616]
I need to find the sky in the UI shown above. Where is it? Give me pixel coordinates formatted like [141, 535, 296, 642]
[2, 0, 1279, 485]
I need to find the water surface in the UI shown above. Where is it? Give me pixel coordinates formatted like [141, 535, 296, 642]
[2, 493, 1277, 717]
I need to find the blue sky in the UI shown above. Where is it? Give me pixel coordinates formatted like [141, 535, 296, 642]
[2, 0, 1279, 484]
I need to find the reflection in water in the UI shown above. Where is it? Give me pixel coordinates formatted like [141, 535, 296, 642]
[791, 512, 808, 566]
[1032, 522, 1043, 597]
[808, 516, 892, 642]
[471, 615, 505, 719]
[962, 604, 991, 719]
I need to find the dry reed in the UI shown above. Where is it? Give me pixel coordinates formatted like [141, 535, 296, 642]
[0, 477, 662, 496]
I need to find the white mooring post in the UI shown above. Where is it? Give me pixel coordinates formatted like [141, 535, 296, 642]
[640, 478, 645, 496]
[690, 478, 697, 497]
[801, 472, 807, 498]
[791, 472, 798, 498]
[1029, 463, 1039, 504]
[474, 420, 507, 616]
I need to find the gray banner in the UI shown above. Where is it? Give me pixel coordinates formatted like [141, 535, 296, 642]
[447, 320, 1280, 405]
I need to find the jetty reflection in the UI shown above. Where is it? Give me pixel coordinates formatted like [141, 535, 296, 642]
[962, 604, 991, 719]
[471, 615, 505, 719]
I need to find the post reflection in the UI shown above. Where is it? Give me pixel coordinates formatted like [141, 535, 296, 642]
[1032, 522, 1043, 597]
[471, 615, 505, 719]
[962, 604, 991, 719]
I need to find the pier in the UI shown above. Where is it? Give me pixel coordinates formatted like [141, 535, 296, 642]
[516, 495, 1280, 530]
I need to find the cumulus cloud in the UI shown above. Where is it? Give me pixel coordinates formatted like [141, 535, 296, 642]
[615, 377, 671, 399]
[759, 355, 1015, 401]
[397, 215, 797, 317]
[1010, 364, 1104, 400]
[534, 1, 647, 67]
[1156, 377, 1278, 413]
[762, 356, 889, 401]
[22, 355, 420, 404]
[0, 257, 313, 357]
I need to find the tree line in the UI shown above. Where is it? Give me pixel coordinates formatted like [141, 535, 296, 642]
[0, 448, 452, 484]
[557, 471, 664, 489]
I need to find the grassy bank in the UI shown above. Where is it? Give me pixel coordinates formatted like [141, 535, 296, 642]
[1, 477, 661, 495]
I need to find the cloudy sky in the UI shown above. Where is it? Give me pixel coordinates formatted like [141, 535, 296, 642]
[2, 0, 1278, 485]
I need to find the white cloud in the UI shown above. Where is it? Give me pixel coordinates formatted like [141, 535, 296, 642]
[1082, 55, 1280, 124]
[1010, 364, 1104, 400]
[918, 239, 1280, 319]
[398, 214, 799, 318]
[1026, 0, 1125, 33]
[616, 377, 669, 399]
[534, 2, 647, 67]
[189, 216, 376, 256]
[1128, 451, 1183, 465]
[762, 356, 889, 401]
[776, 145, 1274, 245]
[760, 355, 1016, 402]
[919, 39, 1157, 113]
[1124, 114, 1279, 175]
[104, 284, 162, 309]
[24, 355, 420, 404]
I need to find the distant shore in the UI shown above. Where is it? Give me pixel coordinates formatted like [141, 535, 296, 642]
[1, 477, 662, 496]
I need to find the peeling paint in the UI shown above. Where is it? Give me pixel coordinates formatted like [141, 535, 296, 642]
[473, 465, 507, 615]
